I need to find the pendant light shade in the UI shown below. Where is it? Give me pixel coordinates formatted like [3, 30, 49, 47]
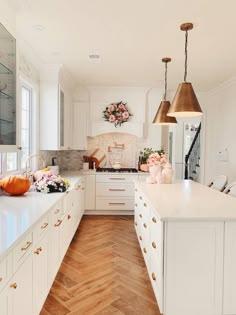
[152, 57, 177, 125]
[167, 22, 203, 118]
[167, 82, 203, 117]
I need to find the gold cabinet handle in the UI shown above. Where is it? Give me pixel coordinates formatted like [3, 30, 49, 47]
[10, 283, 17, 289]
[109, 202, 125, 205]
[135, 188, 137, 192]
[54, 209, 60, 214]
[139, 214, 142, 218]
[152, 272, 156, 281]
[139, 196, 142, 200]
[54, 219, 62, 227]
[76, 185, 81, 190]
[17, 146, 22, 150]
[135, 222, 137, 226]
[21, 241, 32, 251]
[139, 235, 142, 241]
[0, 277, 3, 282]
[143, 223, 147, 229]
[68, 214, 71, 220]
[41, 222, 48, 229]
[152, 217, 157, 223]
[143, 248, 147, 254]
[34, 247, 42, 255]
[82, 187, 85, 190]
[152, 242, 157, 249]
[135, 203, 138, 207]
[143, 203, 147, 207]
[109, 188, 125, 191]
[109, 178, 125, 180]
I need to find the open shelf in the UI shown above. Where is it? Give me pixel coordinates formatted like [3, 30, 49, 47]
[0, 62, 13, 74]
[0, 90, 13, 99]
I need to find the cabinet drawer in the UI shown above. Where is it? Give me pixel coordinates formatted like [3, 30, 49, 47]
[13, 232, 33, 271]
[51, 201, 62, 224]
[0, 253, 11, 292]
[96, 183, 134, 197]
[33, 214, 50, 243]
[63, 190, 74, 214]
[150, 251, 163, 312]
[96, 197, 134, 210]
[96, 174, 137, 183]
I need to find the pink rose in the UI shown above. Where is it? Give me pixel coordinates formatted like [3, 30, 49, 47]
[122, 111, 129, 119]
[109, 115, 116, 122]
[108, 104, 115, 112]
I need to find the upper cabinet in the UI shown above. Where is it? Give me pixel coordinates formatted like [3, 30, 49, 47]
[72, 101, 88, 150]
[40, 65, 74, 150]
[0, 22, 16, 151]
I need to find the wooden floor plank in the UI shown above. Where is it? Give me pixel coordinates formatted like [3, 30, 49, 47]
[40, 215, 161, 315]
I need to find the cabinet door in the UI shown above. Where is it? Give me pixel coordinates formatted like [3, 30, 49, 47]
[165, 222, 224, 315]
[11, 254, 33, 315]
[33, 233, 49, 315]
[223, 222, 236, 314]
[0, 284, 12, 315]
[73, 102, 88, 150]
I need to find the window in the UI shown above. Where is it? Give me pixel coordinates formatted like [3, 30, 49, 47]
[0, 81, 35, 176]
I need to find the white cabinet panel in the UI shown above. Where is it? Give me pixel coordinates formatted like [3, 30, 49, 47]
[223, 222, 236, 314]
[96, 197, 134, 210]
[165, 221, 224, 315]
[85, 174, 96, 210]
[96, 183, 134, 197]
[73, 102, 88, 150]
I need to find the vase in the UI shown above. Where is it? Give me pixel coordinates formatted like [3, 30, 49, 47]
[161, 163, 173, 184]
[146, 165, 160, 184]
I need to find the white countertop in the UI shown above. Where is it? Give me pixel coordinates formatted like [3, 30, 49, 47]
[135, 180, 236, 221]
[0, 173, 83, 258]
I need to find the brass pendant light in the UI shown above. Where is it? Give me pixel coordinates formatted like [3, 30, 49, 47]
[153, 57, 177, 125]
[167, 22, 203, 117]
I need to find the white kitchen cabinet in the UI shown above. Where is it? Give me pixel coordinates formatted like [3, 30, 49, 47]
[33, 215, 50, 315]
[73, 102, 88, 150]
[74, 178, 85, 224]
[85, 174, 96, 211]
[11, 253, 33, 315]
[0, 283, 11, 315]
[95, 174, 135, 212]
[223, 222, 236, 314]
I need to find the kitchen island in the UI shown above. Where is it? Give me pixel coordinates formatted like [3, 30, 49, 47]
[134, 180, 236, 315]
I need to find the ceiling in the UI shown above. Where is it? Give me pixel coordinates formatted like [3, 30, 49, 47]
[10, 0, 236, 91]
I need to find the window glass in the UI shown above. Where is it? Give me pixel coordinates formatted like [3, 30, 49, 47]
[6, 152, 17, 171]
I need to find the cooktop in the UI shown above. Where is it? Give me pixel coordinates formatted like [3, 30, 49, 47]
[96, 167, 138, 173]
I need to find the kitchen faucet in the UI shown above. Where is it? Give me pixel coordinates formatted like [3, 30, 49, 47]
[24, 154, 46, 179]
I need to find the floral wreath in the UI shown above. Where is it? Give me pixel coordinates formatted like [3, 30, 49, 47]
[103, 101, 132, 127]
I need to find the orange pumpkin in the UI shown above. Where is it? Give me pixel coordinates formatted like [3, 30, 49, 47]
[0, 176, 31, 195]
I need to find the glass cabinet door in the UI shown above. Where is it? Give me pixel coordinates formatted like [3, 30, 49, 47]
[0, 23, 16, 147]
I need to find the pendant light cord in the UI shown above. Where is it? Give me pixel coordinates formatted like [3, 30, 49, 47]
[164, 61, 167, 101]
[184, 30, 188, 82]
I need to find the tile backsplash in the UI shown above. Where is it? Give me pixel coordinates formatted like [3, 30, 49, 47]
[40, 133, 149, 171]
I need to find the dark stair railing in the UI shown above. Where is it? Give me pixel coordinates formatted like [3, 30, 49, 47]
[184, 122, 201, 180]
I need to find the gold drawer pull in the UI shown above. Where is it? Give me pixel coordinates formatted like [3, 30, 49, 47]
[68, 214, 71, 220]
[54, 219, 62, 227]
[152, 272, 156, 281]
[139, 214, 142, 218]
[135, 188, 137, 192]
[143, 223, 147, 229]
[139, 235, 142, 241]
[109, 189, 126, 191]
[135, 222, 137, 226]
[139, 196, 142, 200]
[0, 277, 3, 282]
[109, 178, 125, 180]
[152, 242, 157, 249]
[34, 247, 42, 255]
[143, 203, 147, 207]
[21, 241, 32, 251]
[143, 248, 147, 254]
[152, 217, 157, 223]
[41, 222, 48, 229]
[135, 203, 138, 207]
[10, 283, 17, 289]
[54, 209, 60, 214]
[82, 187, 85, 190]
[76, 185, 81, 190]
[109, 202, 125, 205]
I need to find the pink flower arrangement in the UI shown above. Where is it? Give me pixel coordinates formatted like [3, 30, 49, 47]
[103, 101, 132, 127]
[147, 152, 167, 167]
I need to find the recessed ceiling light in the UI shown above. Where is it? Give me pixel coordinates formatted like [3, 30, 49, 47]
[32, 25, 45, 31]
[88, 54, 101, 63]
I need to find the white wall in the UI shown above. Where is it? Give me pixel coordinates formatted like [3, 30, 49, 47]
[0, 0, 16, 36]
[203, 78, 236, 184]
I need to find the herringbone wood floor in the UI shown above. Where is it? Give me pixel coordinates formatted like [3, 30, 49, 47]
[40, 215, 161, 315]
